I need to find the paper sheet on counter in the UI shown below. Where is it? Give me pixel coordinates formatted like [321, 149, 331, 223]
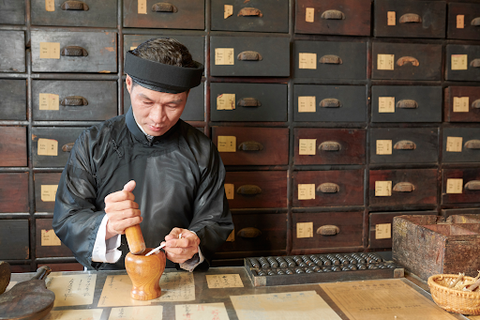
[46, 273, 96, 307]
[175, 303, 229, 320]
[44, 309, 103, 320]
[109, 306, 164, 320]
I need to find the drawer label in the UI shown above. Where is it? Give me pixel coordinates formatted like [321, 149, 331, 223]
[299, 139, 316, 155]
[453, 97, 469, 112]
[218, 136, 236, 152]
[451, 54, 468, 70]
[224, 4, 233, 19]
[456, 15, 465, 29]
[40, 42, 60, 59]
[297, 222, 313, 238]
[206, 274, 243, 288]
[39, 93, 59, 111]
[387, 11, 396, 26]
[375, 223, 391, 239]
[41, 229, 62, 246]
[138, 0, 147, 14]
[299, 53, 317, 69]
[224, 183, 235, 200]
[376, 140, 392, 155]
[375, 181, 392, 197]
[305, 8, 315, 23]
[377, 54, 394, 71]
[38, 138, 58, 156]
[45, 0, 55, 12]
[41, 184, 58, 202]
[215, 48, 235, 65]
[216, 94, 236, 110]
[446, 136, 463, 152]
[298, 96, 316, 113]
[226, 229, 235, 241]
[446, 178, 463, 194]
[298, 184, 315, 200]
[378, 97, 395, 113]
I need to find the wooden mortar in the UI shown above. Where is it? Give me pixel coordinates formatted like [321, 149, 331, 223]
[125, 249, 166, 300]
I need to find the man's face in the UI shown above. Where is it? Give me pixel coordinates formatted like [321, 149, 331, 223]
[126, 75, 188, 137]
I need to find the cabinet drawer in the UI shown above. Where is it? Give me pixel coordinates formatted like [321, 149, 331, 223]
[123, 0, 204, 29]
[369, 169, 438, 208]
[0, 31, 25, 73]
[293, 41, 367, 80]
[293, 85, 366, 122]
[210, 36, 290, 77]
[445, 44, 480, 82]
[370, 127, 439, 164]
[31, 0, 117, 27]
[211, 0, 289, 33]
[35, 218, 73, 258]
[372, 42, 442, 81]
[32, 127, 86, 168]
[442, 168, 480, 205]
[212, 127, 288, 166]
[0, 220, 29, 260]
[210, 83, 287, 122]
[447, 2, 480, 40]
[37, 263, 84, 272]
[34, 173, 62, 213]
[374, 0, 446, 39]
[293, 170, 364, 207]
[294, 128, 366, 165]
[225, 171, 287, 208]
[0, 80, 26, 120]
[295, 0, 371, 36]
[0, 173, 29, 213]
[445, 86, 480, 122]
[31, 31, 117, 73]
[32, 80, 117, 121]
[0, 1, 24, 25]
[442, 127, 480, 163]
[371, 86, 442, 123]
[292, 211, 364, 252]
[0, 127, 27, 167]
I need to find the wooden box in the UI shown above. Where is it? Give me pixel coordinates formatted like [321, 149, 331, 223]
[447, 2, 480, 41]
[0, 31, 25, 73]
[0, 80, 26, 120]
[0, 127, 27, 167]
[444, 86, 480, 123]
[0, 173, 29, 213]
[34, 173, 62, 213]
[35, 218, 73, 258]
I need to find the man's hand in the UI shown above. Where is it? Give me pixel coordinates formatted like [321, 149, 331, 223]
[104, 180, 142, 240]
[162, 228, 200, 264]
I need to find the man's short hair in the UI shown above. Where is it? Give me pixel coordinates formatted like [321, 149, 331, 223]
[131, 38, 197, 69]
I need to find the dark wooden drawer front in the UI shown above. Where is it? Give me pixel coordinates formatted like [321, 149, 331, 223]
[0, 31, 25, 73]
[123, 0, 204, 29]
[35, 218, 73, 258]
[31, 0, 117, 27]
[0, 127, 27, 167]
[32, 80, 117, 121]
[0, 220, 29, 260]
[294, 41, 367, 80]
[369, 169, 438, 208]
[293, 170, 364, 207]
[295, 0, 371, 36]
[37, 263, 84, 272]
[292, 211, 364, 252]
[446, 44, 480, 82]
[213, 127, 289, 166]
[443, 127, 480, 163]
[294, 128, 366, 165]
[0, 80, 26, 120]
[371, 86, 442, 123]
[445, 86, 480, 122]
[32, 127, 86, 168]
[372, 42, 442, 81]
[447, 3, 480, 40]
[0, 173, 29, 213]
[211, 0, 289, 33]
[0, 1, 24, 25]
[34, 173, 62, 213]
[210, 83, 287, 122]
[442, 168, 480, 205]
[210, 36, 290, 77]
[370, 127, 439, 164]
[225, 171, 287, 208]
[31, 31, 117, 73]
[374, 0, 446, 39]
[293, 85, 367, 122]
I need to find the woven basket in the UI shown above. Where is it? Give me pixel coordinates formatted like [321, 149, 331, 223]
[428, 274, 480, 315]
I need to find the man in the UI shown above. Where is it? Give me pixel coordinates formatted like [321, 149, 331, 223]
[53, 38, 233, 271]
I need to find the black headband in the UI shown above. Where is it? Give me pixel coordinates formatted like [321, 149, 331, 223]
[124, 51, 204, 94]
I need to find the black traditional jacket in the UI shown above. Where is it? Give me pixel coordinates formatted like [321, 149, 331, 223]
[53, 107, 233, 270]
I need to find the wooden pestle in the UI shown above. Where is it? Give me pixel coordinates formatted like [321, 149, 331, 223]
[125, 225, 146, 254]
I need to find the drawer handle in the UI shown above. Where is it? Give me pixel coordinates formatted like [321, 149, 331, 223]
[321, 10, 345, 20]
[470, 59, 480, 68]
[465, 139, 480, 149]
[60, 96, 88, 107]
[317, 225, 340, 236]
[317, 183, 339, 194]
[237, 185, 262, 195]
[396, 56, 419, 67]
[152, 3, 178, 13]
[471, 17, 480, 26]
[393, 182, 415, 193]
[237, 7, 263, 17]
[394, 140, 416, 150]
[465, 181, 480, 191]
[396, 99, 418, 109]
[62, 142, 75, 152]
[399, 13, 422, 24]
[237, 227, 262, 239]
[319, 98, 341, 108]
[238, 97, 261, 108]
[61, 46, 88, 57]
[472, 99, 480, 109]
[319, 141, 341, 151]
[319, 55, 342, 65]
[237, 51, 262, 61]
[61, 1, 89, 10]
[238, 141, 264, 152]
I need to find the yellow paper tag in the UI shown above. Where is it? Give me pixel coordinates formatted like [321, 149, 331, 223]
[224, 4, 233, 19]
[41, 185, 58, 202]
[41, 229, 62, 246]
[130, 46, 137, 51]
[299, 53, 317, 69]
[453, 97, 469, 112]
[376, 140, 392, 155]
[218, 136, 236, 152]
[224, 183, 234, 200]
[216, 94, 236, 110]
[215, 48, 235, 65]
[39, 93, 60, 111]
[206, 274, 243, 289]
[298, 184, 315, 200]
[377, 54, 395, 70]
[297, 222, 313, 238]
[375, 181, 392, 197]
[456, 15, 465, 29]
[45, 0, 55, 12]
[226, 229, 235, 242]
[387, 11, 396, 26]
[446, 136, 463, 152]
[305, 8, 315, 23]
[452, 54, 468, 70]
[379, 97, 395, 113]
[138, 0, 147, 14]
[375, 223, 391, 240]
[40, 42, 60, 59]
[299, 139, 316, 155]
[38, 138, 58, 156]
[298, 96, 316, 113]
[447, 178, 463, 194]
